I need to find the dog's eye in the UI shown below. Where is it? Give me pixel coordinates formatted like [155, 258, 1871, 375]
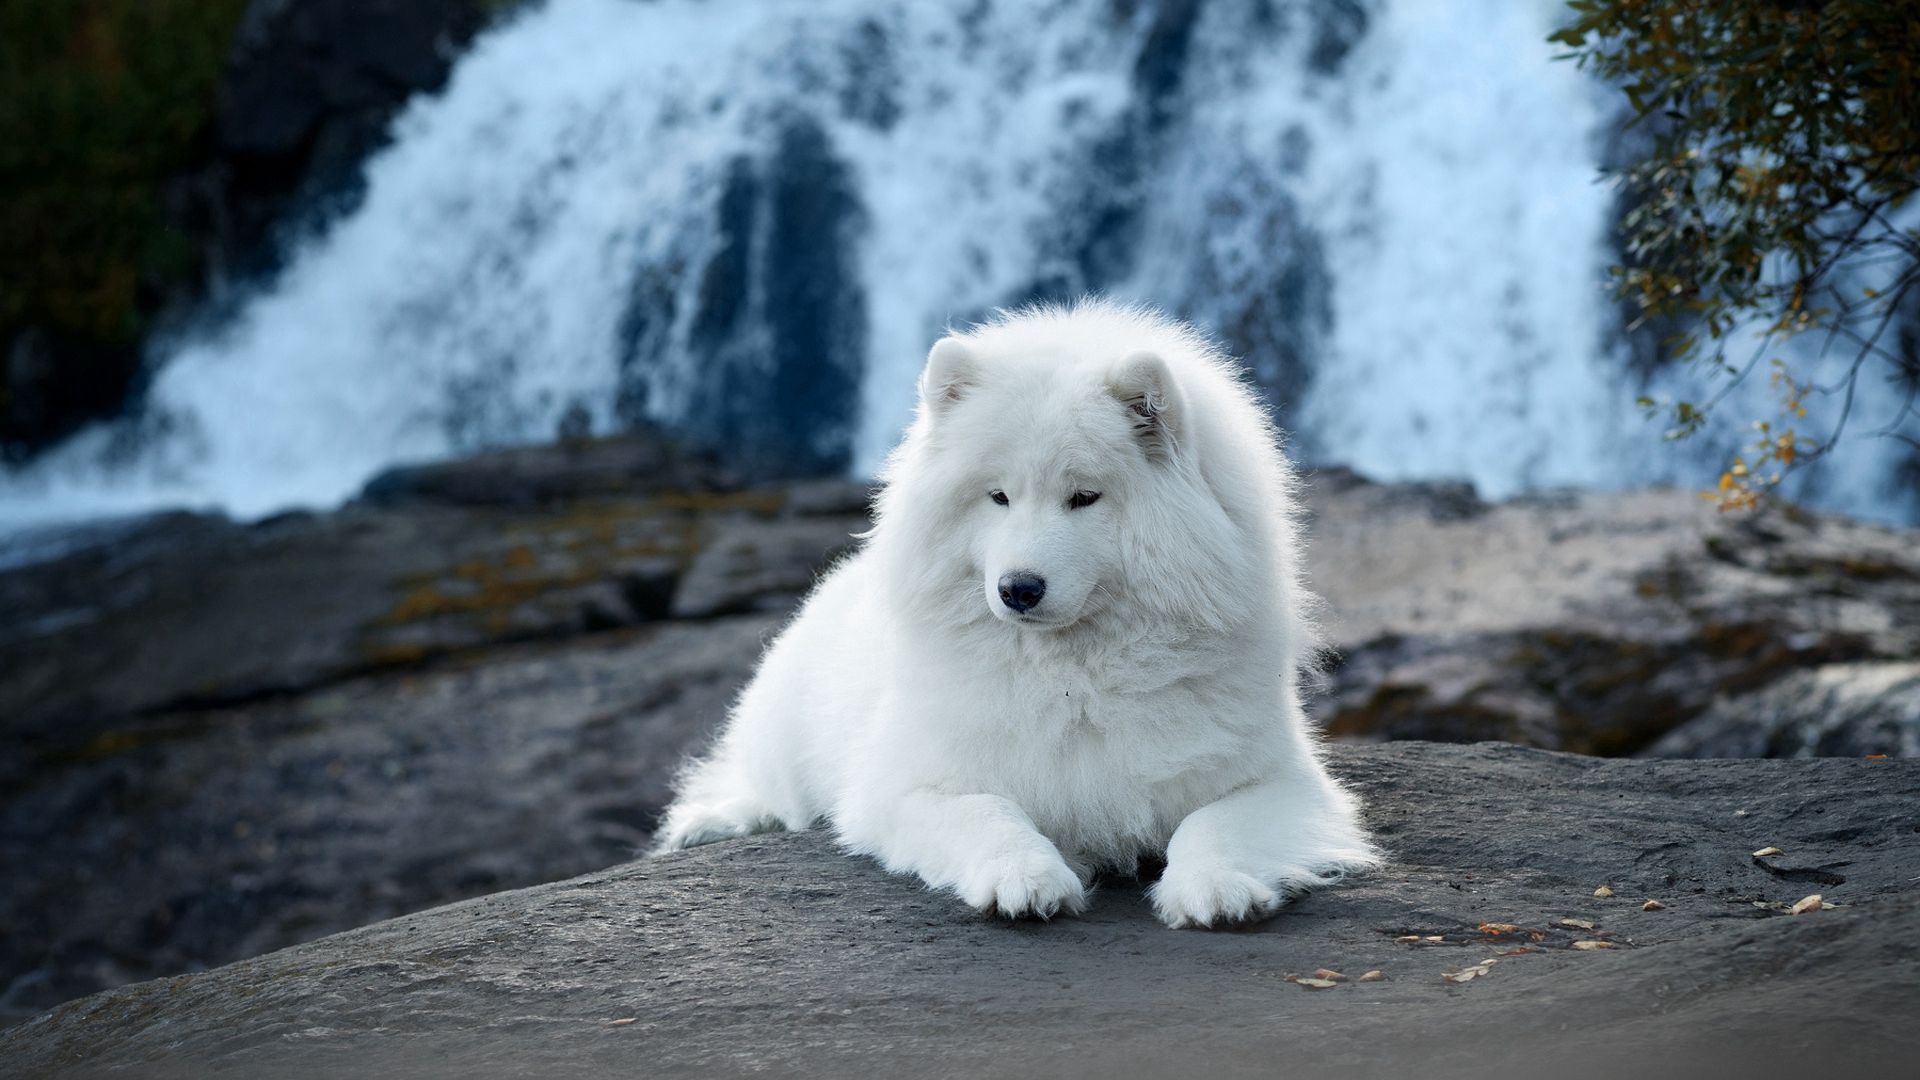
[989, 489, 1009, 506]
[1068, 490, 1101, 509]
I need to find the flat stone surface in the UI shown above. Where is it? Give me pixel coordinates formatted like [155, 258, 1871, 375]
[0, 619, 773, 1019]
[6, 743, 1917, 1078]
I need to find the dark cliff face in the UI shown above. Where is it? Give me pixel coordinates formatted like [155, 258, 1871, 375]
[2, 0, 500, 464]
[202, 0, 497, 279]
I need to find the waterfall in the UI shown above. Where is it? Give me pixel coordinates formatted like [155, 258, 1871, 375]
[1, 0, 1910, 528]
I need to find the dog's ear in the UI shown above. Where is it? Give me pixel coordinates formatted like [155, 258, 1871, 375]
[1109, 351, 1183, 461]
[919, 337, 978, 416]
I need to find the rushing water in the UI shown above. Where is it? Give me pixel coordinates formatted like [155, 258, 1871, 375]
[1, 0, 1912, 528]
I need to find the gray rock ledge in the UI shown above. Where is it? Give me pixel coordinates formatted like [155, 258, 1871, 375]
[6, 743, 1917, 1079]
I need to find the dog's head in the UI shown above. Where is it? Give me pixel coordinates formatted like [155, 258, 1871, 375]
[914, 336, 1182, 628]
[876, 303, 1262, 638]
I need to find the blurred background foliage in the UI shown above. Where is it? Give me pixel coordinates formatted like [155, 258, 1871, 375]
[0, 0, 252, 451]
[1557, 0, 1920, 509]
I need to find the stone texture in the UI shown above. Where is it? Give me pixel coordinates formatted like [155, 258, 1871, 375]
[7, 449, 1920, 1031]
[0, 435, 871, 744]
[4, 744, 1916, 1078]
[0, 619, 768, 1023]
[1307, 469, 1920, 754]
[669, 514, 864, 619]
[1645, 661, 1920, 759]
[356, 427, 738, 508]
[204, 0, 498, 273]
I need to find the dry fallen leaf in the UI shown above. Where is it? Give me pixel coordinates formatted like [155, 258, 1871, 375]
[1790, 894, 1823, 915]
[1559, 918, 1596, 930]
[1593, 886, 1614, 898]
[1358, 970, 1386, 982]
[1288, 977, 1340, 989]
[607, 1018, 638, 1027]
[1572, 940, 1619, 950]
[1310, 969, 1348, 982]
[1479, 922, 1526, 935]
[1394, 935, 1421, 944]
[1424, 935, 1445, 942]
[1442, 958, 1500, 983]
[1752, 847, 1785, 858]
[1867, 754, 1888, 760]
[1497, 948, 1540, 956]
[1642, 900, 1667, 911]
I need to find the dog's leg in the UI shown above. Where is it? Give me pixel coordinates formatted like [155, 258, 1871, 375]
[842, 791, 1088, 919]
[650, 752, 786, 854]
[1150, 769, 1378, 928]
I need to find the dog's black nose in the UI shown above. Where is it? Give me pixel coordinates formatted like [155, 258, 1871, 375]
[998, 572, 1047, 614]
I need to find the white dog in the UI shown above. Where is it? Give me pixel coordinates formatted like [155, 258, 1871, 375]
[654, 301, 1376, 927]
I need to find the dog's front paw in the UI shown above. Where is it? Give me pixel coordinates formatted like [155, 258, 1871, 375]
[1150, 861, 1283, 929]
[954, 847, 1088, 919]
[651, 797, 781, 854]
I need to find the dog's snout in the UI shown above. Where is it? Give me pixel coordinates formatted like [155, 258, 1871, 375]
[998, 572, 1047, 614]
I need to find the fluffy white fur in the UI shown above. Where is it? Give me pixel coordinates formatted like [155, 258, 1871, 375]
[653, 301, 1377, 927]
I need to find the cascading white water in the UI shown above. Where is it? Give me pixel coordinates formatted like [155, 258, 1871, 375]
[0, 0, 1911, 529]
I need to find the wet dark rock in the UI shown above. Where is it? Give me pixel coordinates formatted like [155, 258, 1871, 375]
[672, 115, 869, 477]
[1644, 661, 1920, 759]
[3, 1, 506, 464]
[4, 744, 1917, 1077]
[357, 428, 737, 507]
[0, 329, 145, 466]
[1, 620, 772, 1024]
[837, 19, 902, 131]
[1182, 172, 1331, 420]
[1307, 0, 1370, 74]
[201, 0, 498, 275]
[670, 515, 864, 619]
[1309, 474, 1920, 755]
[0, 435, 871, 1020]
[0, 434, 872, 744]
